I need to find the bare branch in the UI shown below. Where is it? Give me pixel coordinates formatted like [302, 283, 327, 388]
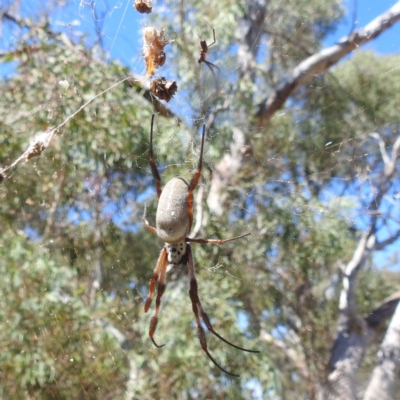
[339, 233, 375, 317]
[207, 126, 246, 215]
[391, 135, 400, 165]
[323, 131, 400, 398]
[366, 292, 400, 330]
[322, 292, 400, 400]
[369, 132, 390, 168]
[255, 1, 400, 126]
[375, 230, 400, 250]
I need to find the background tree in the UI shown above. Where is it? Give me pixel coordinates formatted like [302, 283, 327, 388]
[1, 1, 400, 399]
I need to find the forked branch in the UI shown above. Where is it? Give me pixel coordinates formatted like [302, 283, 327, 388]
[323, 134, 400, 399]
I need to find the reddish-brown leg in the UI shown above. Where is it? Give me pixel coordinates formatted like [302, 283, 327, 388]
[188, 245, 259, 353]
[148, 247, 168, 348]
[197, 300, 260, 353]
[187, 124, 206, 230]
[204, 60, 220, 82]
[142, 204, 158, 235]
[149, 114, 162, 198]
[144, 247, 167, 312]
[187, 232, 250, 245]
[187, 245, 241, 377]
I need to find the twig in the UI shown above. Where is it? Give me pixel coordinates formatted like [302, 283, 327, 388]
[0, 77, 129, 179]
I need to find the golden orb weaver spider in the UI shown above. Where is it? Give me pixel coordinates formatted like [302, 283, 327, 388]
[143, 114, 259, 377]
[198, 23, 220, 81]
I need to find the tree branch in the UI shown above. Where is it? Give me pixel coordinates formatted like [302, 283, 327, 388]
[255, 1, 400, 127]
[321, 293, 400, 400]
[365, 292, 400, 330]
[364, 301, 400, 400]
[322, 133, 400, 399]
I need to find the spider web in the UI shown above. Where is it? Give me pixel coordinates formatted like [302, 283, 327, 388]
[1, 0, 400, 398]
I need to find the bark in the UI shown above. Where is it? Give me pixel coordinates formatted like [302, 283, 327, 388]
[321, 236, 375, 400]
[321, 135, 400, 399]
[364, 302, 400, 400]
[319, 294, 400, 400]
[207, 126, 246, 215]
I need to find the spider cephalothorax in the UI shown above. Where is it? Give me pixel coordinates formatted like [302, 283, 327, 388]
[143, 114, 259, 377]
[165, 242, 187, 264]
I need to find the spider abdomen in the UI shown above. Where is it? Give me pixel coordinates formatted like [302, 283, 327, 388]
[156, 177, 190, 243]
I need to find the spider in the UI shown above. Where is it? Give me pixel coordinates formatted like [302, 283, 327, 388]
[198, 25, 220, 80]
[143, 114, 259, 377]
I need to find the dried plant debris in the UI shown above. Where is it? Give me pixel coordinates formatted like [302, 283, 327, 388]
[0, 78, 129, 182]
[0, 130, 53, 183]
[134, 0, 152, 13]
[25, 131, 52, 160]
[143, 27, 173, 78]
[150, 77, 178, 102]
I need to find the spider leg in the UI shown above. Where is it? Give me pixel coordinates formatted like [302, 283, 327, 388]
[187, 124, 206, 230]
[204, 60, 219, 82]
[187, 232, 250, 245]
[187, 245, 240, 377]
[187, 245, 259, 354]
[148, 247, 168, 348]
[143, 204, 157, 235]
[199, 18, 216, 48]
[207, 28, 216, 48]
[149, 114, 162, 198]
[144, 247, 167, 312]
[188, 124, 206, 192]
[197, 301, 260, 353]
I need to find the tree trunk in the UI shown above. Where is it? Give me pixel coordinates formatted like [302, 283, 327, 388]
[364, 302, 400, 400]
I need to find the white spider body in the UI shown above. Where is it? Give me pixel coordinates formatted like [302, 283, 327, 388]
[156, 177, 190, 244]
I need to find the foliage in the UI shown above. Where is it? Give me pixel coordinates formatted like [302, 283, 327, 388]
[0, 231, 127, 399]
[0, 0, 400, 399]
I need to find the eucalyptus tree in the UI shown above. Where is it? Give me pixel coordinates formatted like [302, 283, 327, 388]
[1, 1, 400, 399]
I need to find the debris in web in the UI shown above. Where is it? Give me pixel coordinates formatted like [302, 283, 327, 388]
[143, 27, 173, 78]
[134, 0, 152, 14]
[0, 77, 129, 183]
[150, 77, 178, 102]
[25, 131, 53, 161]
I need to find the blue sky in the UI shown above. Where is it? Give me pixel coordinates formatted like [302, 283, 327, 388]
[2, 1, 400, 75]
[72, 0, 400, 67]
[325, 0, 400, 52]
